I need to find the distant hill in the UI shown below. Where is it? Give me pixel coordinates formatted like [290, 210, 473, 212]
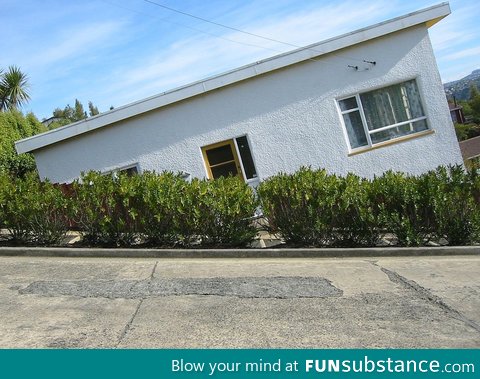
[444, 69, 480, 101]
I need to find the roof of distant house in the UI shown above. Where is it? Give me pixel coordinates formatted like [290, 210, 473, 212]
[448, 103, 463, 111]
[448, 103, 463, 112]
[459, 135, 480, 160]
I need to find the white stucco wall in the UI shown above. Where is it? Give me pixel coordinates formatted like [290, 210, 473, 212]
[33, 25, 463, 183]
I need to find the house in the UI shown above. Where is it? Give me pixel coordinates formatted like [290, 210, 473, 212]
[40, 116, 62, 128]
[459, 135, 480, 167]
[448, 101, 466, 124]
[16, 2, 463, 184]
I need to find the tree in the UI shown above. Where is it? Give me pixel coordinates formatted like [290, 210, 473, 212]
[469, 84, 480, 123]
[453, 85, 480, 141]
[0, 110, 46, 177]
[48, 99, 100, 129]
[470, 84, 480, 100]
[88, 101, 99, 117]
[74, 99, 86, 120]
[0, 66, 31, 111]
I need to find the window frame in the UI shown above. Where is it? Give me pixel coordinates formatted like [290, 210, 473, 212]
[201, 139, 243, 181]
[103, 163, 140, 177]
[201, 134, 259, 183]
[337, 78, 430, 153]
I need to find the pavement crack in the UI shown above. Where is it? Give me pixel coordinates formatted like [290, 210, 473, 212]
[374, 262, 480, 334]
[116, 261, 160, 346]
[150, 261, 159, 280]
[116, 298, 144, 348]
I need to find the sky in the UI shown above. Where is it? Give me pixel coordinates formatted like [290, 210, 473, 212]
[1, 0, 479, 120]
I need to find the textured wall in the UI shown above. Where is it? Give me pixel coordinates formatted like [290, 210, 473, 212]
[34, 25, 463, 183]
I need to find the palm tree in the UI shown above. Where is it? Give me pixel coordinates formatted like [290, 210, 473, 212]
[0, 65, 31, 111]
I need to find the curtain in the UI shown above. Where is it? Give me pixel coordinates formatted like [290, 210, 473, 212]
[360, 80, 425, 131]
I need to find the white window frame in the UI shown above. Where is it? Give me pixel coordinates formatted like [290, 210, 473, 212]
[337, 79, 429, 153]
[233, 134, 259, 183]
[103, 163, 141, 177]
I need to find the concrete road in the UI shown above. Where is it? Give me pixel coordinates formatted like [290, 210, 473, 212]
[0, 255, 478, 348]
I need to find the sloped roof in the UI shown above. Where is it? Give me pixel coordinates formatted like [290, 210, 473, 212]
[459, 136, 480, 160]
[16, 2, 450, 154]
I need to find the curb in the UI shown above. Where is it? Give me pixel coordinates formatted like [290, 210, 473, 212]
[0, 246, 479, 258]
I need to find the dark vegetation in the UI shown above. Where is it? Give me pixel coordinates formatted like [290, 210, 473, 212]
[453, 84, 480, 141]
[0, 172, 258, 248]
[259, 166, 480, 247]
[1, 166, 479, 248]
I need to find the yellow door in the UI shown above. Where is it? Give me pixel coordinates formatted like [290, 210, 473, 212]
[202, 139, 243, 180]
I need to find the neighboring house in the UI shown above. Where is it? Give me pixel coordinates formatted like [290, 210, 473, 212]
[448, 102, 466, 124]
[459, 135, 480, 166]
[16, 3, 463, 184]
[40, 116, 61, 128]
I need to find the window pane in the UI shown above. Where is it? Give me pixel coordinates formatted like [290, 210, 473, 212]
[361, 91, 397, 130]
[360, 80, 425, 131]
[343, 110, 368, 149]
[210, 162, 238, 179]
[235, 136, 257, 179]
[413, 118, 428, 132]
[121, 166, 138, 176]
[370, 119, 428, 144]
[206, 144, 234, 165]
[339, 97, 358, 111]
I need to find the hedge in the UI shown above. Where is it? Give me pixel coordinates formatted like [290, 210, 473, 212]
[258, 165, 480, 247]
[0, 171, 258, 247]
[0, 166, 479, 248]
[0, 172, 72, 245]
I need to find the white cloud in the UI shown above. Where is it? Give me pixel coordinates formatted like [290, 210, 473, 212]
[96, 0, 392, 108]
[245, 1, 388, 46]
[429, 1, 479, 50]
[442, 46, 480, 61]
[5, 0, 479, 117]
[34, 21, 125, 68]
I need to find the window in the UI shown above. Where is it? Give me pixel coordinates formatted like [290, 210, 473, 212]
[120, 165, 138, 176]
[105, 164, 139, 177]
[338, 79, 428, 151]
[202, 136, 258, 181]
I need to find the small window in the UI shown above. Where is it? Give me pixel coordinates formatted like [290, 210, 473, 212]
[202, 136, 257, 181]
[105, 164, 139, 177]
[121, 166, 138, 176]
[338, 79, 428, 151]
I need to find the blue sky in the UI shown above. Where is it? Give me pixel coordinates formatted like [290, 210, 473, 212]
[1, 0, 479, 120]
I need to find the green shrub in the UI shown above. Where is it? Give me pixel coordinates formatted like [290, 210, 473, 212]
[0, 173, 71, 245]
[179, 176, 259, 247]
[0, 110, 46, 178]
[370, 166, 480, 246]
[134, 172, 185, 246]
[430, 165, 480, 245]
[259, 166, 478, 247]
[72, 172, 139, 247]
[0, 173, 33, 243]
[0, 173, 13, 236]
[71, 172, 257, 248]
[1, 165, 478, 248]
[258, 169, 381, 247]
[370, 171, 434, 246]
[258, 168, 341, 246]
[333, 174, 379, 247]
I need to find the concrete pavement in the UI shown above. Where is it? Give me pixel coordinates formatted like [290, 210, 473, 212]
[0, 256, 478, 348]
